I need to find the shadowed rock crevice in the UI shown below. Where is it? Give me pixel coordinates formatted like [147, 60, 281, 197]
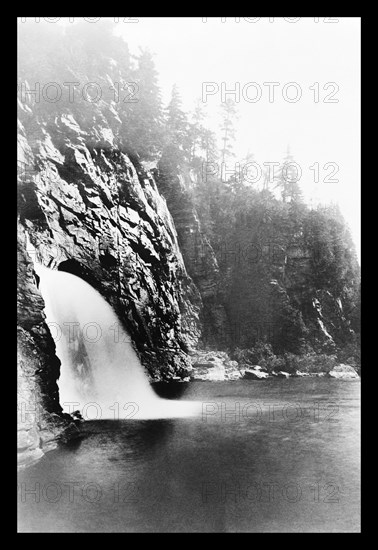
[17, 225, 81, 467]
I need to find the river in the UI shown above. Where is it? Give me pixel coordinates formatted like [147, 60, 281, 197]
[18, 378, 360, 532]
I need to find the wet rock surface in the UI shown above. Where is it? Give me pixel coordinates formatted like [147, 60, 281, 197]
[17, 224, 81, 466]
[243, 368, 270, 380]
[328, 364, 359, 379]
[153, 168, 229, 348]
[190, 350, 243, 381]
[17, 104, 203, 466]
[18, 105, 203, 374]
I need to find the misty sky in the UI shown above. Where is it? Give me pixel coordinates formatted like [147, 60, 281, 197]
[116, 17, 360, 262]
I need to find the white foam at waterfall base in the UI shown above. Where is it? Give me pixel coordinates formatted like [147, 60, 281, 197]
[35, 265, 201, 420]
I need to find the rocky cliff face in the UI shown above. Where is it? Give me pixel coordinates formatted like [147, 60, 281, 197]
[153, 167, 229, 348]
[208, 208, 357, 354]
[17, 224, 81, 466]
[17, 100, 204, 465]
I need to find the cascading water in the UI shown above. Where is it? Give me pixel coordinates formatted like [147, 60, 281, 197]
[35, 265, 201, 420]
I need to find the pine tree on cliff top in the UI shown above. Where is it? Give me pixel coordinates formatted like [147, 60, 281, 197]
[119, 48, 164, 161]
[220, 99, 238, 167]
[160, 85, 191, 171]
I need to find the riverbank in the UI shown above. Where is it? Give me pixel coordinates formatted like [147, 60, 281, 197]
[187, 350, 360, 382]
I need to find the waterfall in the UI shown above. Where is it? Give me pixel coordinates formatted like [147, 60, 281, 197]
[36, 265, 200, 420]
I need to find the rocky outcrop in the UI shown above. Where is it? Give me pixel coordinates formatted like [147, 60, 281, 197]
[243, 368, 269, 380]
[18, 102, 202, 378]
[209, 203, 359, 354]
[154, 168, 229, 348]
[17, 224, 81, 467]
[328, 364, 359, 379]
[17, 94, 204, 466]
[190, 350, 243, 381]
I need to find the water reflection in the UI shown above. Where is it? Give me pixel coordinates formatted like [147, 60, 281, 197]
[18, 380, 360, 533]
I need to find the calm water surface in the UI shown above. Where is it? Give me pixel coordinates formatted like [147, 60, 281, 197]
[18, 379, 360, 532]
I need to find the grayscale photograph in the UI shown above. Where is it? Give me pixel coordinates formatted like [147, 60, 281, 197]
[17, 16, 361, 533]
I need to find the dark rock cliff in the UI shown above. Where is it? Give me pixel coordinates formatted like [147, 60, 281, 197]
[17, 224, 81, 466]
[17, 101, 203, 465]
[153, 167, 229, 348]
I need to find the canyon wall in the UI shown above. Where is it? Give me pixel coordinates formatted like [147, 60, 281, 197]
[17, 99, 204, 465]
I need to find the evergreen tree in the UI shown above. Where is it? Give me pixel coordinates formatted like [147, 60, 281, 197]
[119, 48, 164, 161]
[167, 85, 192, 160]
[220, 99, 238, 166]
[159, 85, 191, 173]
[188, 99, 208, 165]
[275, 148, 303, 204]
